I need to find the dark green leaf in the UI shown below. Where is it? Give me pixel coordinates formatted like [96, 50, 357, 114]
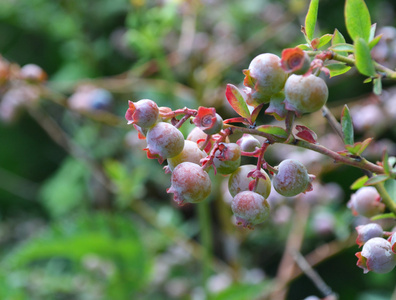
[326, 63, 351, 77]
[350, 175, 369, 190]
[305, 0, 319, 41]
[341, 105, 354, 146]
[225, 84, 251, 120]
[364, 175, 389, 186]
[345, 0, 371, 42]
[355, 38, 376, 77]
[373, 77, 382, 95]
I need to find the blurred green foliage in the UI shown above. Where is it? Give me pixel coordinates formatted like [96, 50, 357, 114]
[0, 0, 396, 299]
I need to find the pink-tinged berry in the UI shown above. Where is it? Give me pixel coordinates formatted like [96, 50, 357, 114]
[186, 127, 219, 153]
[231, 191, 270, 229]
[145, 122, 184, 164]
[280, 47, 311, 75]
[125, 99, 159, 128]
[236, 134, 261, 152]
[213, 143, 241, 175]
[356, 223, 384, 247]
[272, 159, 314, 197]
[228, 165, 271, 198]
[284, 74, 328, 117]
[244, 53, 288, 106]
[388, 233, 396, 253]
[167, 162, 211, 205]
[347, 187, 385, 218]
[193, 107, 223, 135]
[356, 237, 396, 274]
[167, 140, 206, 171]
[20, 64, 47, 82]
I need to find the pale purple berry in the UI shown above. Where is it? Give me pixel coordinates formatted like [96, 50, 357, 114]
[356, 237, 396, 274]
[347, 187, 385, 218]
[125, 99, 159, 128]
[236, 134, 261, 152]
[356, 223, 384, 247]
[167, 140, 206, 171]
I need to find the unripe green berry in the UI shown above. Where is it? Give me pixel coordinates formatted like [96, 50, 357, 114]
[284, 74, 328, 117]
[213, 143, 241, 175]
[228, 165, 271, 198]
[167, 140, 206, 171]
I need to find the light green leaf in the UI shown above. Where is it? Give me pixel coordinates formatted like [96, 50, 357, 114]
[350, 175, 369, 190]
[345, 0, 371, 42]
[373, 77, 382, 95]
[296, 44, 311, 50]
[364, 175, 389, 186]
[332, 29, 347, 56]
[317, 34, 333, 48]
[256, 125, 288, 142]
[341, 105, 354, 146]
[384, 178, 396, 200]
[304, 0, 319, 41]
[371, 212, 396, 221]
[355, 38, 376, 77]
[326, 63, 351, 77]
[368, 34, 382, 49]
[329, 43, 354, 52]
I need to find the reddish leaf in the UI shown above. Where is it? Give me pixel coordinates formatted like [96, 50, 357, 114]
[223, 117, 250, 125]
[250, 103, 264, 123]
[295, 125, 318, 143]
[225, 84, 251, 120]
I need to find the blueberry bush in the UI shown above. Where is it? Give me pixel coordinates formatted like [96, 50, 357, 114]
[1, 0, 396, 299]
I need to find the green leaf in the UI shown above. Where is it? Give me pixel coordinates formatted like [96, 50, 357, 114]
[368, 34, 382, 49]
[371, 212, 396, 221]
[384, 178, 396, 200]
[341, 105, 354, 146]
[225, 84, 251, 120]
[326, 63, 351, 77]
[345, 138, 373, 155]
[317, 34, 333, 48]
[355, 38, 376, 77]
[383, 151, 390, 175]
[304, 0, 319, 41]
[296, 44, 311, 50]
[344, 0, 371, 42]
[329, 43, 354, 52]
[364, 174, 389, 186]
[350, 175, 369, 190]
[256, 125, 288, 141]
[369, 23, 376, 42]
[373, 77, 382, 95]
[332, 29, 347, 56]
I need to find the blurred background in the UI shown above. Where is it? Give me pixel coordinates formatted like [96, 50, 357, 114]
[1, 0, 396, 299]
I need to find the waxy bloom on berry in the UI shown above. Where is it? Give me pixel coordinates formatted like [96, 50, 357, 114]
[347, 187, 385, 218]
[356, 237, 396, 274]
[193, 107, 223, 135]
[167, 162, 211, 206]
[145, 122, 184, 164]
[280, 47, 311, 75]
[231, 191, 270, 229]
[125, 99, 159, 128]
[356, 223, 384, 247]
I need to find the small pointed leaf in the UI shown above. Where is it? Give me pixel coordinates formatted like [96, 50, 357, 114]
[341, 105, 354, 146]
[332, 29, 347, 56]
[345, 138, 373, 155]
[369, 23, 376, 42]
[345, 0, 371, 42]
[225, 84, 251, 120]
[371, 212, 396, 221]
[326, 63, 351, 77]
[364, 175, 390, 186]
[350, 175, 369, 190]
[305, 0, 319, 41]
[373, 77, 382, 95]
[296, 44, 311, 50]
[317, 34, 333, 49]
[368, 34, 382, 49]
[355, 38, 376, 77]
[256, 125, 288, 141]
[250, 103, 264, 123]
